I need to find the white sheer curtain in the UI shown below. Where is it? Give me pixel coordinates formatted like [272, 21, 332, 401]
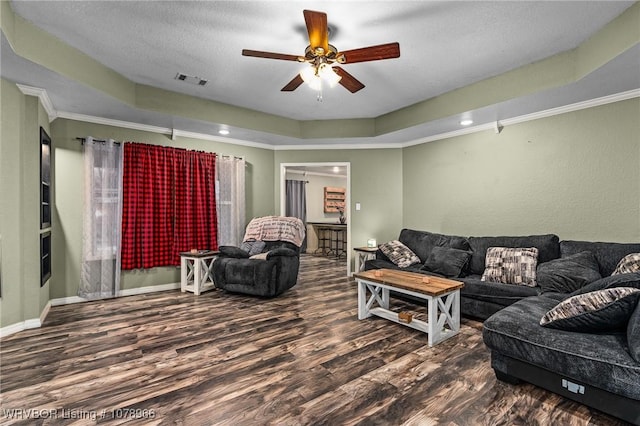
[79, 137, 123, 299]
[216, 155, 246, 246]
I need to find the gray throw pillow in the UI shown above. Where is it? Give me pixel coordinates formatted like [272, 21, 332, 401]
[422, 246, 471, 278]
[628, 302, 640, 362]
[570, 272, 640, 297]
[379, 240, 420, 268]
[540, 287, 640, 332]
[537, 251, 602, 294]
[240, 240, 266, 256]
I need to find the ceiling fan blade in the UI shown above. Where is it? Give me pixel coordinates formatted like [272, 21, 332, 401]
[281, 74, 304, 92]
[242, 49, 300, 61]
[333, 67, 365, 93]
[303, 10, 329, 54]
[340, 42, 400, 64]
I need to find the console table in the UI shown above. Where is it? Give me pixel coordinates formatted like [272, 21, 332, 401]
[309, 222, 347, 258]
[180, 250, 219, 295]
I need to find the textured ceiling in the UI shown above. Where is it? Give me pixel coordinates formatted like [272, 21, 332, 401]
[8, 1, 635, 122]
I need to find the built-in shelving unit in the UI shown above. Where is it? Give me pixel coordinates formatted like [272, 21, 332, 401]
[40, 127, 51, 229]
[40, 127, 52, 287]
[323, 186, 345, 213]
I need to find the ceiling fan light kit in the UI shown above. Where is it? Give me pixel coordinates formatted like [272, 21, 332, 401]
[241, 9, 400, 99]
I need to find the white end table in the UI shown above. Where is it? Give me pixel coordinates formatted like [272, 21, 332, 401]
[353, 246, 378, 274]
[180, 250, 219, 295]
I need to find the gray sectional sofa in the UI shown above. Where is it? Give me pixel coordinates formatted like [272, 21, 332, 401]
[364, 229, 640, 424]
[364, 229, 560, 319]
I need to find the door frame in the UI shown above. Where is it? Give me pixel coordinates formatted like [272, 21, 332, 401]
[280, 162, 351, 276]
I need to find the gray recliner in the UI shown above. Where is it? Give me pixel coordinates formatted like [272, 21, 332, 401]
[213, 241, 301, 297]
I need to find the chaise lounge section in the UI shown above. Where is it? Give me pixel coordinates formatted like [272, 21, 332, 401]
[365, 229, 640, 424]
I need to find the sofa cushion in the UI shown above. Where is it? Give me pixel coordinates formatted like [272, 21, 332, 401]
[461, 275, 539, 304]
[468, 234, 560, 276]
[540, 287, 640, 332]
[613, 253, 640, 275]
[481, 247, 539, 286]
[483, 295, 640, 400]
[398, 228, 470, 263]
[379, 240, 420, 268]
[570, 272, 640, 297]
[422, 246, 471, 278]
[561, 240, 640, 277]
[537, 251, 602, 294]
[628, 303, 640, 363]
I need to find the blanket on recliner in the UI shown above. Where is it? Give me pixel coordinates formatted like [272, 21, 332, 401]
[243, 216, 305, 247]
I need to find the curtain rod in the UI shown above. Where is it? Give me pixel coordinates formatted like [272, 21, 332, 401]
[76, 139, 244, 160]
[218, 154, 245, 161]
[76, 137, 122, 145]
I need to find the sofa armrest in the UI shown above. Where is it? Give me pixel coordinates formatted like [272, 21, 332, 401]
[266, 247, 298, 259]
[218, 246, 250, 259]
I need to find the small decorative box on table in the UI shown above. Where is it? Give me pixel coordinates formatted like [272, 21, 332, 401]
[353, 269, 464, 347]
[179, 250, 220, 295]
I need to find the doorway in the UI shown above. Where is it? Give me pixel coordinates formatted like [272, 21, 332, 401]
[280, 162, 351, 276]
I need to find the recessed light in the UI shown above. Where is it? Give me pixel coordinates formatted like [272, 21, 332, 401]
[460, 119, 473, 126]
[219, 129, 230, 135]
[333, 166, 340, 173]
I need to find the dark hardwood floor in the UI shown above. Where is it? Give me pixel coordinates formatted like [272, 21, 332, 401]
[0, 255, 627, 425]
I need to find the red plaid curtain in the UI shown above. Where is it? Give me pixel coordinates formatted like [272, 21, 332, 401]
[121, 143, 218, 270]
[173, 150, 218, 261]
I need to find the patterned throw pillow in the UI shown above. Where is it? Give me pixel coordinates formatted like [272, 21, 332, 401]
[379, 240, 421, 268]
[612, 253, 640, 275]
[540, 287, 640, 332]
[481, 247, 539, 286]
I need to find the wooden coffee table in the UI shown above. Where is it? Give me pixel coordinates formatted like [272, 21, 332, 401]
[353, 269, 464, 346]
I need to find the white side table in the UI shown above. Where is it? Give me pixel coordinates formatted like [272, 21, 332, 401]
[180, 250, 219, 295]
[354, 246, 378, 274]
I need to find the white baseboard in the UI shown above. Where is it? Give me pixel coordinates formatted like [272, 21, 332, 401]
[2, 283, 180, 338]
[118, 282, 180, 297]
[0, 322, 28, 338]
[0, 317, 42, 338]
[49, 282, 180, 306]
[50, 296, 87, 306]
[40, 301, 51, 323]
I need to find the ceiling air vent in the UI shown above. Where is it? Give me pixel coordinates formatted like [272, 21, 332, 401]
[175, 73, 208, 86]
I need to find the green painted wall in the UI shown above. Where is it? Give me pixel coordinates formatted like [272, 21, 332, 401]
[49, 118, 275, 299]
[274, 149, 404, 271]
[0, 79, 50, 328]
[0, 79, 25, 327]
[402, 99, 640, 242]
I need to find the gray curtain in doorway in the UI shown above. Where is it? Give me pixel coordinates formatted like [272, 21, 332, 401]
[285, 179, 307, 252]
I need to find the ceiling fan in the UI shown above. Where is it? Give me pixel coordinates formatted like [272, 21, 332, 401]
[242, 10, 400, 94]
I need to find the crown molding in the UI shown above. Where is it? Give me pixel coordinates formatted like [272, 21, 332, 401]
[16, 83, 57, 122]
[56, 111, 173, 135]
[274, 142, 401, 151]
[500, 88, 640, 127]
[401, 88, 640, 147]
[16, 84, 639, 151]
[286, 169, 348, 179]
[170, 129, 275, 150]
